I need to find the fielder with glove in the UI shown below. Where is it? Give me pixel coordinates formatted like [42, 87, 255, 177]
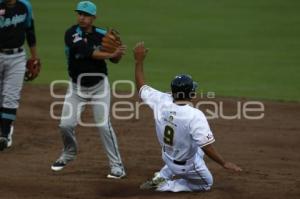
[51, 1, 126, 179]
[0, 0, 40, 151]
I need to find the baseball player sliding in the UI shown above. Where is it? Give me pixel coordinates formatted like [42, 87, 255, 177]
[0, 0, 40, 151]
[133, 42, 242, 192]
[51, 1, 126, 179]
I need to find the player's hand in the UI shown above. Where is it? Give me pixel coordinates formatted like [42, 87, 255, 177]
[111, 45, 126, 59]
[134, 41, 149, 63]
[223, 162, 242, 172]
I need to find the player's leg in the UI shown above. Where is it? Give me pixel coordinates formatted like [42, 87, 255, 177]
[0, 55, 4, 117]
[157, 150, 213, 192]
[156, 165, 213, 192]
[159, 165, 174, 180]
[186, 161, 213, 191]
[0, 52, 26, 151]
[51, 83, 86, 171]
[91, 78, 125, 179]
[0, 54, 4, 149]
[185, 148, 213, 191]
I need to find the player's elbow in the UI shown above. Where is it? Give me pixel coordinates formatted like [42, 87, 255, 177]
[135, 75, 145, 91]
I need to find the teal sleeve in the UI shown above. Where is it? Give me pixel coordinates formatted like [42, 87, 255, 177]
[20, 0, 33, 27]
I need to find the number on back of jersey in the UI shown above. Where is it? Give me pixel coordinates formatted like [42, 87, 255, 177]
[164, 125, 174, 146]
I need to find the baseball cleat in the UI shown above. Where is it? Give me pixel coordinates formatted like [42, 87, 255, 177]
[107, 166, 126, 179]
[0, 137, 8, 151]
[7, 126, 14, 148]
[140, 177, 166, 190]
[51, 159, 67, 171]
[153, 172, 160, 180]
[107, 169, 126, 179]
[107, 171, 126, 179]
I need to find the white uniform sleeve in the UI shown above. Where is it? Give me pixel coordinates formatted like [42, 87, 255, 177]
[190, 111, 215, 147]
[139, 85, 169, 109]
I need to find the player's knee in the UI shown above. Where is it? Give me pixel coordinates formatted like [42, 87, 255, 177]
[204, 175, 213, 191]
[195, 173, 213, 191]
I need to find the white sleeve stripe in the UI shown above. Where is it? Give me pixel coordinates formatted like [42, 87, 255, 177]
[138, 85, 149, 98]
[200, 139, 215, 148]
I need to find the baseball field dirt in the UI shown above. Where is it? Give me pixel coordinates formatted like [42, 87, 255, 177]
[0, 85, 299, 199]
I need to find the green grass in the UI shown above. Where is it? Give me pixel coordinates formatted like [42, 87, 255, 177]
[29, 0, 300, 101]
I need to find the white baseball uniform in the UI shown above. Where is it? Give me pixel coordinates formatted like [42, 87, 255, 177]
[140, 85, 215, 192]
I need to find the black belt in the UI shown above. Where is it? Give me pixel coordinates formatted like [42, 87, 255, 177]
[73, 75, 104, 87]
[0, 47, 23, 55]
[173, 160, 186, 165]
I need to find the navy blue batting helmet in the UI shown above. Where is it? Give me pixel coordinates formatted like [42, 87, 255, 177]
[171, 74, 198, 100]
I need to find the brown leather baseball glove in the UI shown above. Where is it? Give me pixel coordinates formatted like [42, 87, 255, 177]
[24, 58, 41, 81]
[101, 29, 122, 53]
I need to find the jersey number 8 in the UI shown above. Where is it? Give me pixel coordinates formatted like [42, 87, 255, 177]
[164, 125, 174, 146]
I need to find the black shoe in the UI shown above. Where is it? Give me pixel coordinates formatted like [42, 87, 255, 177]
[51, 159, 67, 171]
[0, 137, 8, 151]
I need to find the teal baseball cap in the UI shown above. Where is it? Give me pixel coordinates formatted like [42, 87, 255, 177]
[75, 1, 97, 16]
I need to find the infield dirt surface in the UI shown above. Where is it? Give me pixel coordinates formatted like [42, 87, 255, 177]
[0, 85, 299, 199]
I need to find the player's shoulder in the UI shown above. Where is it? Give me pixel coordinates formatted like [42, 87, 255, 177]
[188, 106, 207, 120]
[18, 0, 32, 10]
[65, 25, 80, 35]
[94, 27, 107, 36]
[140, 85, 171, 97]
[139, 85, 173, 105]
[139, 85, 154, 95]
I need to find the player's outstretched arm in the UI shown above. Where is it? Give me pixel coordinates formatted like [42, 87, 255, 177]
[202, 144, 242, 172]
[133, 42, 148, 91]
[92, 45, 126, 60]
